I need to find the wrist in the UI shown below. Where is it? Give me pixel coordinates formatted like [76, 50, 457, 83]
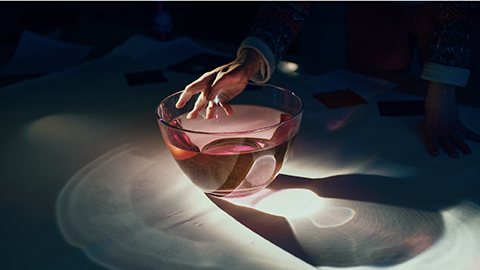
[425, 81, 457, 112]
[238, 48, 262, 79]
[426, 81, 456, 102]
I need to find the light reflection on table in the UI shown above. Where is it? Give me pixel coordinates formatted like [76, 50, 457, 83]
[54, 119, 480, 269]
[2, 35, 479, 270]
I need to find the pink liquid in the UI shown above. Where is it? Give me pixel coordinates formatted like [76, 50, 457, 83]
[165, 106, 298, 197]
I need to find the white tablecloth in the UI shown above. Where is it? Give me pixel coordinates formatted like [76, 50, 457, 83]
[1, 35, 479, 270]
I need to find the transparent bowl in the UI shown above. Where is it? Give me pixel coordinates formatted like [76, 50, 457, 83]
[156, 83, 303, 198]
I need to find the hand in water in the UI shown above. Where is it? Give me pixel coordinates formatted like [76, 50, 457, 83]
[175, 48, 262, 119]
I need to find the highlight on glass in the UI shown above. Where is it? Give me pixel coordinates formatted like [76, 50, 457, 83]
[156, 83, 303, 198]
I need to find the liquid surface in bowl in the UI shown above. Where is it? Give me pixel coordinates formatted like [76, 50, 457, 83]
[164, 105, 298, 197]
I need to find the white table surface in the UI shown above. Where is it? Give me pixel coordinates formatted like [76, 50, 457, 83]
[1, 35, 479, 270]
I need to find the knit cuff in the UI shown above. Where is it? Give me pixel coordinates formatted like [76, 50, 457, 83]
[238, 36, 276, 83]
[421, 62, 470, 87]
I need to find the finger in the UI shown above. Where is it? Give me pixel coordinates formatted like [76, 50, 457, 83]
[176, 83, 207, 109]
[205, 101, 218, 119]
[438, 134, 459, 158]
[450, 133, 472, 155]
[419, 121, 439, 157]
[216, 91, 235, 115]
[460, 125, 480, 143]
[176, 89, 199, 109]
[207, 72, 246, 101]
[187, 93, 208, 119]
[424, 132, 440, 157]
[198, 66, 230, 101]
[176, 72, 216, 108]
[206, 78, 224, 101]
[219, 101, 234, 116]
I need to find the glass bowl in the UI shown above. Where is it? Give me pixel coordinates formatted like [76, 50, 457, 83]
[156, 83, 303, 198]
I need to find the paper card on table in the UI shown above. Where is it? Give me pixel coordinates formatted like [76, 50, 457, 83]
[313, 89, 368, 109]
[125, 69, 167, 86]
[166, 52, 235, 75]
[377, 100, 425, 116]
[0, 30, 92, 76]
[299, 69, 398, 96]
[128, 36, 205, 65]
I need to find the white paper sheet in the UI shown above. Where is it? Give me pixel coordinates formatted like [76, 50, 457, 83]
[0, 30, 92, 76]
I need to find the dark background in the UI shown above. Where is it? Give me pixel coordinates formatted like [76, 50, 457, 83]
[0, 2, 479, 270]
[0, 1, 411, 73]
[0, 1, 480, 106]
[0, 1, 478, 102]
[0, 2, 264, 65]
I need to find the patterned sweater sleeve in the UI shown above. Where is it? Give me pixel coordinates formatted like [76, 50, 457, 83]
[421, 2, 478, 87]
[237, 2, 312, 83]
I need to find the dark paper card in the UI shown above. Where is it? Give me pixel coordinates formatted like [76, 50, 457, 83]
[166, 53, 235, 75]
[313, 89, 368, 109]
[244, 84, 263, 91]
[125, 69, 167, 86]
[377, 100, 425, 116]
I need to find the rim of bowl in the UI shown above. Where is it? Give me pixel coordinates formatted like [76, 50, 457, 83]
[155, 83, 304, 136]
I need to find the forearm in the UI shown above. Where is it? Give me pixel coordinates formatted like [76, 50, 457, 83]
[236, 48, 263, 80]
[425, 82, 456, 108]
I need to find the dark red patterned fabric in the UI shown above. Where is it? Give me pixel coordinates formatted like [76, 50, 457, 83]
[249, 2, 312, 60]
[249, 1, 477, 71]
[428, 2, 478, 68]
